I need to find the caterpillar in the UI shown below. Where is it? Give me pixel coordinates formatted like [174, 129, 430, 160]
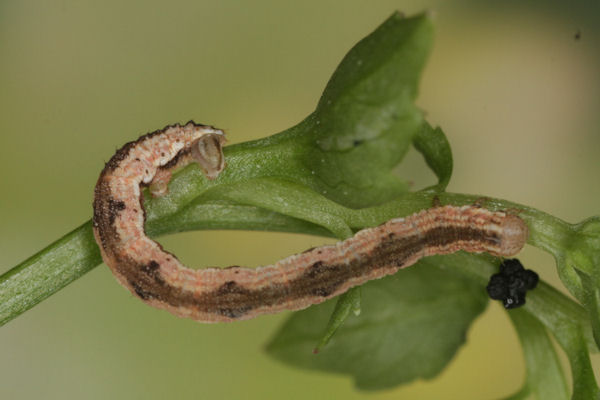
[92, 122, 528, 322]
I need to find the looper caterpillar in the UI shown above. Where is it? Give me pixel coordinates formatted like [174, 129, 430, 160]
[92, 122, 528, 322]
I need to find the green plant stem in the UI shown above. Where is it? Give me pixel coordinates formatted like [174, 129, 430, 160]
[0, 222, 101, 326]
[0, 188, 591, 330]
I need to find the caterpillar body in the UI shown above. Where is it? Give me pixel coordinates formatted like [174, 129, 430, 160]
[92, 122, 528, 322]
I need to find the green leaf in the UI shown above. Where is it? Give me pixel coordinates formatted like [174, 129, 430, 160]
[265, 257, 488, 390]
[579, 270, 600, 349]
[300, 12, 433, 208]
[314, 12, 431, 151]
[314, 287, 361, 353]
[413, 122, 453, 191]
[567, 218, 600, 348]
[521, 281, 600, 400]
[559, 323, 600, 400]
[505, 309, 568, 400]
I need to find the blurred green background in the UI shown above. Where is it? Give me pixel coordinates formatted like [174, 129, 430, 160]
[1, 1, 599, 399]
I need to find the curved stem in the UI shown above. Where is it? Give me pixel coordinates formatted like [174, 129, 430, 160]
[0, 188, 586, 327]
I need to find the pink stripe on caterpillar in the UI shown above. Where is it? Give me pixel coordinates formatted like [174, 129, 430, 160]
[93, 122, 529, 323]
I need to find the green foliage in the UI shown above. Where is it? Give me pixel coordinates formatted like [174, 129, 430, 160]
[314, 287, 362, 353]
[505, 309, 568, 400]
[412, 123, 453, 191]
[267, 257, 488, 390]
[1, 11, 599, 398]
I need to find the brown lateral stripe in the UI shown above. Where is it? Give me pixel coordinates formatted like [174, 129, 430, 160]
[92, 122, 529, 323]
